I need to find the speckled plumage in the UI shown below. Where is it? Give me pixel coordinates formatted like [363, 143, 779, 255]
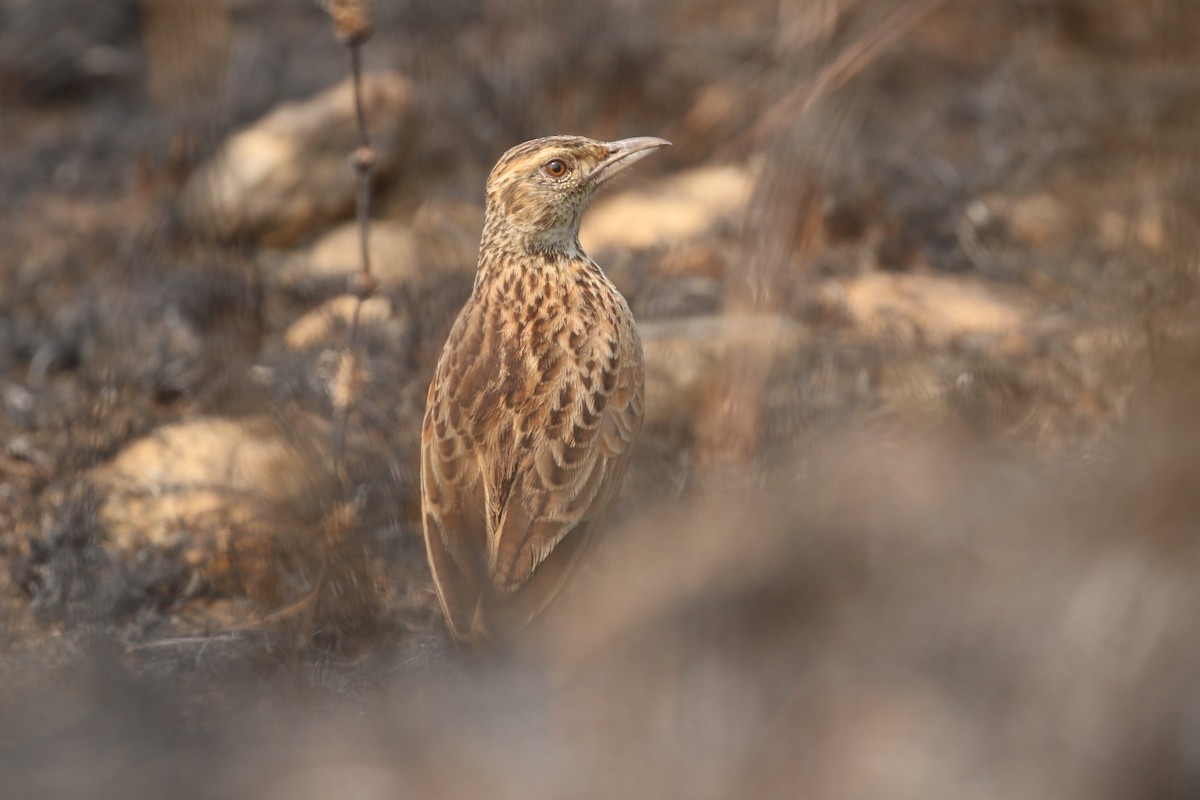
[421, 134, 669, 645]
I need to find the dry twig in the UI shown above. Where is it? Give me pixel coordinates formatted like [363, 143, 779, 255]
[323, 0, 377, 469]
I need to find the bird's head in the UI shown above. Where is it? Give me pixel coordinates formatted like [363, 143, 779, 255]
[483, 135, 671, 252]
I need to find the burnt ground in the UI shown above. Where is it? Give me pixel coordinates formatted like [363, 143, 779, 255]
[2, 0, 1200, 796]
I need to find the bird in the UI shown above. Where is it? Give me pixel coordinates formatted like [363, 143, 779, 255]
[420, 134, 670, 646]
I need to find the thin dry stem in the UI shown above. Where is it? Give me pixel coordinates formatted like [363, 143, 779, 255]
[307, 3, 377, 635]
[329, 26, 377, 470]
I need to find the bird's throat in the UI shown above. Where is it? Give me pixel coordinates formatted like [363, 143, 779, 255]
[476, 229, 588, 283]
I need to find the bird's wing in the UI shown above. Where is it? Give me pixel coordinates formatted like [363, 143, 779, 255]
[420, 372, 489, 642]
[488, 343, 644, 605]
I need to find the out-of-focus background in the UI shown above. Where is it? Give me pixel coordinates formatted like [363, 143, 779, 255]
[3, 0, 1200, 796]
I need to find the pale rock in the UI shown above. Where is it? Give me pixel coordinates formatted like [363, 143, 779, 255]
[276, 203, 481, 291]
[283, 295, 397, 351]
[581, 164, 756, 253]
[92, 415, 333, 557]
[181, 71, 417, 245]
[1095, 205, 1166, 253]
[1136, 208, 1167, 252]
[1004, 193, 1074, 248]
[825, 272, 1030, 342]
[1096, 209, 1130, 250]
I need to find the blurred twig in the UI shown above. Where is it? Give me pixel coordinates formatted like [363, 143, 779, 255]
[261, 0, 381, 647]
[324, 0, 378, 470]
[749, 0, 949, 143]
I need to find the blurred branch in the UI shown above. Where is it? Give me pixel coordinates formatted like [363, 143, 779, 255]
[323, 0, 378, 470]
[750, 0, 949, 143]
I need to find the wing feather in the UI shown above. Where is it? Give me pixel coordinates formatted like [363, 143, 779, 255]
[422, 289, 645, 644]
[421, 360, 489, 642]
[490, 344, 644, 596]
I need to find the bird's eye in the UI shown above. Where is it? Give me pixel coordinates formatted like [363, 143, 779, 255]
[543, 158, 569, 178]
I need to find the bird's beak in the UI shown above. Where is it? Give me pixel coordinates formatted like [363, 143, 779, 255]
[589, 137, 671, 185]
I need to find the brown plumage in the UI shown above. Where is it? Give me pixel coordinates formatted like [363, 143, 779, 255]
[420, 134, 670, 645]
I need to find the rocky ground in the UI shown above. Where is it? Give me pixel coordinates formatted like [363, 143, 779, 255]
[2, 0, 1200, 796]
